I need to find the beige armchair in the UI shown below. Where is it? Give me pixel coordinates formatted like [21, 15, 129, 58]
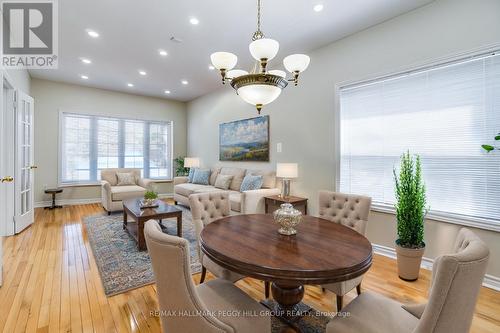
[327, 228, 489, 333]
[318, 190, 372, 311]
[101, 168, 153, 214]
[144, 220, 271, 333]
[189, 192, 245, 283]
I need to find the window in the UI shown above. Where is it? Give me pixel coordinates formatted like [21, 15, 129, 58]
[339, 51, 500, 229]
[60, 113, 172, 184]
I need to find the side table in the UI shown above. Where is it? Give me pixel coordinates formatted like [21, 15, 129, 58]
[264, 195, 308, 214]
[44, 188, 63, 209]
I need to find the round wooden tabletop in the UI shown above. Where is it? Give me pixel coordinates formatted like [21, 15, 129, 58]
[200, 214, 372, 285]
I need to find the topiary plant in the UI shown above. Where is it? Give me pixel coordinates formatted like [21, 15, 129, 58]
[393, 151, 428, 249]
[481, 132, 500, 152]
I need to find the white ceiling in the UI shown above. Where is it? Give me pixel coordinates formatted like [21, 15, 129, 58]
[29, 0, 434, 102]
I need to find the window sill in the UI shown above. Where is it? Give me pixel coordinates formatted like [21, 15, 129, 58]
[371, 203, 500, 233]
[58, 179, 173, 188]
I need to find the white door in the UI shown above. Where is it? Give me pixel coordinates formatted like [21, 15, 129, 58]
[14, 90, 35, 233]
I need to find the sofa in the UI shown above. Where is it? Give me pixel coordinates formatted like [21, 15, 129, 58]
[174, 167, 280, 214]
[101, 168, 154, 214]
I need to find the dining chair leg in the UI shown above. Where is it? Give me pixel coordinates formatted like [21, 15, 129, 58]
[265, 281, 270, 298]
[356, 283, 361, 295]
[336, 295, 343, 312]
[200, 266, 207, 283]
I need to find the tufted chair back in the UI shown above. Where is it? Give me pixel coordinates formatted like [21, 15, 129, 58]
[318, 190, 372, 235]
[413, 228, 489, 333]
[189, 192, 231, 258]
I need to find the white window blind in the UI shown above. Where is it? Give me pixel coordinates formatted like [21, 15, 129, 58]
[60, 113, 172, 184]
[339, 51, 500, 227]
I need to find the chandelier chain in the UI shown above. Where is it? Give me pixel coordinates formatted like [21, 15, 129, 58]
[252, 0, 265, 41]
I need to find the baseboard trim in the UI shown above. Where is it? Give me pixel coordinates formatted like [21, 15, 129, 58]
[372, 243, 500, 291]
[34, 193, 174, 208]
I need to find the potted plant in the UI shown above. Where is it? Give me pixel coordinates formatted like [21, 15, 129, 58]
[481, 132, 500, 152]
[393, 151, 428, 281]
[142, 190, 159, 207]
[174, 156, 189, 176]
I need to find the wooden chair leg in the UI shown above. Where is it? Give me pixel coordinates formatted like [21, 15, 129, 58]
[200, 266, 207, 283]
[336, 295, 343, 312]
[265, 281, 270, 298]
[356, 283, 361, 295]
[322, 287, 326, 292]
[108, 211, 111, 216]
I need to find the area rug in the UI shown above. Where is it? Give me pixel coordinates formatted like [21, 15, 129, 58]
[266, 300, 332, 333]
[83, 205, 201, 296]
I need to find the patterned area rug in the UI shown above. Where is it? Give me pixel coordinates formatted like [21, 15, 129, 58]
[83, 205, 201, 296]
[265, 300, 332, 333]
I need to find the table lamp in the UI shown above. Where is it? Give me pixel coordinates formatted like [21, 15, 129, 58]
[184, 157, 200, 169]
[276, 163, 298, 198]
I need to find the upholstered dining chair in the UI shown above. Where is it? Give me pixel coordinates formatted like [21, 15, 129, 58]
[326, 228, 489, 333]
[189, 191, 271, 297]
[318, 190, 372, 311]
[189, 191, 245, 284]
[144, 220, 271, 333]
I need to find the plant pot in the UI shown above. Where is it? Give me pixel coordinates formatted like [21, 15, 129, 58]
[395, 243, 425, 281]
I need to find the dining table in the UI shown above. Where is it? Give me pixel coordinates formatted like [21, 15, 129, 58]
[200, 213, 373, 327]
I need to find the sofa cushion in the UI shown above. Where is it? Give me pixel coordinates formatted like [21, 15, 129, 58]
[220, 167, 246, 191]
[215, 174, 234, 190]
[245, 169, 276, 188]
[240, 174, 263, 192]
[192, 169, 210, 185]
[101, 170, 118, 186]
[111, 185, 146, 201]
[175, 183, 215, 197]
[187, 168, 197, 183]
[209, 167, 221, 185]
[229, 191, 242, 212]
[116, 172, 136, 186]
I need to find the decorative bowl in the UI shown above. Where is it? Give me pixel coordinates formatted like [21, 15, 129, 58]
[273, 203, 302, 235]
[140, 198, 159, 208]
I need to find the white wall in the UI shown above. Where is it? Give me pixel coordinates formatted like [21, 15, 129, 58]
[32, 78, 187, 204]
[5, 69, 31, 94]
[187, 0, 500, 278]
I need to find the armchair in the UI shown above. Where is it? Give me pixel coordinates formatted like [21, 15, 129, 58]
[101, 168, 154, 214]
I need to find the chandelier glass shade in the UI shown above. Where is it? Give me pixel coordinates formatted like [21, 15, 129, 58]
[210, 0, 310, 113]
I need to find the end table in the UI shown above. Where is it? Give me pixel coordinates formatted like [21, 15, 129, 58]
[44, 188, 63, 209]
[264, 195, 308, 215]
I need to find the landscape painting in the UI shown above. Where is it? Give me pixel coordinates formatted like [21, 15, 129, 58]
[219, 116, 269, 161]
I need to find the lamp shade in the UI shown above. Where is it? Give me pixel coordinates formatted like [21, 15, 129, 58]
[276, 163, 298, 178]
[184, 157, 200, 168]
[237, 84, 282, 107]
[227, 69, 248, 78]
[283, 54, 310, 73]
[210, 52, 238, 70]
[249, 38, 279, 61]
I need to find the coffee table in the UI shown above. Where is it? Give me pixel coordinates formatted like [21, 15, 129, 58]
[122, 198, 182, 251]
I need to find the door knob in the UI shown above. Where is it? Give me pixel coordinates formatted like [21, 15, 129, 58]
[1, 176, 14, 182]
[30, 165, 38, 169]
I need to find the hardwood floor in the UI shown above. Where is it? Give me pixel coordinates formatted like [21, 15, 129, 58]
[1, 202, 499, 333]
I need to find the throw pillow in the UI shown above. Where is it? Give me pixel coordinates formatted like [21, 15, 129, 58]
[192, 169, 210, 185]
[188, 168, 197, 183]
[240, 174, 263, 192]
[116, 172, 136, 186]
[214, 174, 234, 190]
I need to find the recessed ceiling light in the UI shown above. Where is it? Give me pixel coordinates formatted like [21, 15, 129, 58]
[139, 70, 147, 76]
[158, 49, 168, 57]
[189, 17, 199, 25]
[86, 29, 99, 38]
[80, 75, 89, 80]
[208, 65, 215, 70]
[164, 90, 171, 94]
[313, 4, 324, 12]
[81, 58, 92, 64]
[181, 80, 189, 85]
[127, 83, 134, 87]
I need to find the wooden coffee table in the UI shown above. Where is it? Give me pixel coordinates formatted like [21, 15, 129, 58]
[122, 198, 182, 251]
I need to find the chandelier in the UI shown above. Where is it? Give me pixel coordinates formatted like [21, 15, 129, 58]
[210, 0, 310, 114]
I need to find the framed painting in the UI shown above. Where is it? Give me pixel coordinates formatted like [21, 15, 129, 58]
[219, 115, 269, 161]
